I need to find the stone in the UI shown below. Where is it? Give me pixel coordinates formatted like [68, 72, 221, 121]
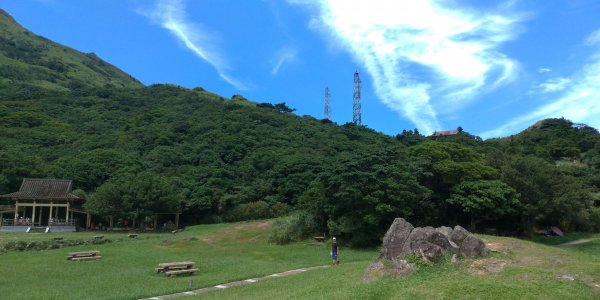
[362, 262, 385, 282]
[379, 218, 414, 259]
[451, 254, 460, 266]
[388, 259, 417, 277]
[450, 225, 487, 258]
[380, 219, 487, 262]
[450, 225, 470, 245]
[435, 226, 453, 238]
[459, 233, 487, 258]
[400, 227, 452, 260]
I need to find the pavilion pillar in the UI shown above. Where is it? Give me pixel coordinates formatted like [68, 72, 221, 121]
[66, 202, 70, 223]
[32, 201, 37, 226]
[175, 213, 180, 229]
[49, 202, 53, 225]
[109, 216, 114, 230]
[86, 213, 91, 229]
[14, 201, 19, 223]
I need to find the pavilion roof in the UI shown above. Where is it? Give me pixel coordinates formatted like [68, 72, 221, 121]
[0, 178, 81, 200]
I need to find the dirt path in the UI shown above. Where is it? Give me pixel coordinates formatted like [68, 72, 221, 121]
[140, 265, 329, 300]
[556, 238, 599, 247]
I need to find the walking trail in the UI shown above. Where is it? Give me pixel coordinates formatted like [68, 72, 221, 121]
[556, 238, 599, 247]
[140, 265, 329, 300]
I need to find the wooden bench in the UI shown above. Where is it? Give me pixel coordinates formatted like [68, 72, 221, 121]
[156, 261, 197, 276]
[67, 250, 101, 261]
[314, 236, 326, 243]
[128, 234, 138, 239]
[93, 235, 105, 240]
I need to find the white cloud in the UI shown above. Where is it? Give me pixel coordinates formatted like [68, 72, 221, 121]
[584, 28, 600, 46]
[140, 0, 247, 90]
[271, 45, 298, 75]
[536, 77, 571, 93]
[481, 56, 600, 138]
[289, 0, 521, 134]
[538, 67, 552, 73]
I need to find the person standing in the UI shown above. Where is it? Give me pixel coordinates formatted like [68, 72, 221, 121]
[331, 237, 339, 265]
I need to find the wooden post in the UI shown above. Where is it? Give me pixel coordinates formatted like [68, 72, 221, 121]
[109, 216, 114, 230]
[49, 203, 53, 225]
[175, 213, 180, 229]
[14, 202, 19, 223]
[32, 202, 37, 226]
[86, 213, 91, 229]
[66, 202, 70, 223]
[154, 214, 158, 231]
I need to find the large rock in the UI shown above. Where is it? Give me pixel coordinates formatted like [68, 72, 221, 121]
[435, 226, 453, 238]
[380, 221, 487, 260]
[400, 226, 452, 260]
[450, 225, 487, 257]
[379, 218, 414, 259]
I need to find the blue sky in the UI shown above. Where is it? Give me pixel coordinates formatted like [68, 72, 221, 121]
[2, 0, 600, 138]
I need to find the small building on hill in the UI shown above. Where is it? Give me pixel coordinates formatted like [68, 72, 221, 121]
[0, 178, 90, 232]
[431, 130, 460, 138]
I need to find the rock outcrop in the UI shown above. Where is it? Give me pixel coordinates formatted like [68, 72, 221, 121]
[380, 218, 487, 260]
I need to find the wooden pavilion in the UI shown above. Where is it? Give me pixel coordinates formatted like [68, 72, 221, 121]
[0, 178, 90, 232]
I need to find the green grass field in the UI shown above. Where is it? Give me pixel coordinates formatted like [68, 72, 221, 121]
[1, 222, 599, 299]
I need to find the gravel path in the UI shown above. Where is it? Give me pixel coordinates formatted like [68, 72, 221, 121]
[140, 265, 329, 300]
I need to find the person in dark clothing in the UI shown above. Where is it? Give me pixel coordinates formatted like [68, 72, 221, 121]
[331, 237, 339, 265]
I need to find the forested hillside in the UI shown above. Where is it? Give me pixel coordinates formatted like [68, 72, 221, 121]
[0, 8, 141, 97]
[1, 10, 599, 246]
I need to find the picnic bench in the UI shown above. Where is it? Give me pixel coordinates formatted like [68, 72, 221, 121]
[314, 236, 326, 243]
[128, 234, 138, 239]
[155, 261, 198, 277]
[67, 250, 101, 261]
[92, 235, 105, 240]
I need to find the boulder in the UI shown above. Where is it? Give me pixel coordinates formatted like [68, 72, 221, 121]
[435, 226, 453, 239]
[400, 227, 452, 260]
[380, 220, 487, 261]
[379, 218, 414, 259]
[460, 234, 487, 257]
[450, 225, 487, 257]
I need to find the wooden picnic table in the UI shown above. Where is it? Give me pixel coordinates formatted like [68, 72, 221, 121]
[67, 250, 101, 261]
[156, 261, 198, 276]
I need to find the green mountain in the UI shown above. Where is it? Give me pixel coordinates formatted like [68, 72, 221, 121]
[0, 8, 142, 94]
[0, 9, 598, 245]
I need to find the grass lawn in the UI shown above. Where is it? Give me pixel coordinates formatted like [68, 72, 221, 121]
[1, 221, 599, 299]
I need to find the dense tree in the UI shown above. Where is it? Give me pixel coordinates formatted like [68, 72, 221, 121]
[448, 180, 519, 231]
[85, 172, 181, 228]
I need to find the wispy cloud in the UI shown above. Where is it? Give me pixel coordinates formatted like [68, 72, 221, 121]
[482, 39, 600, 138]
[536, 77, 571, 93]
[271, 45, 298, 75]
[289, 0, 522, 134]
[584, 28, 600, 46]
[140, 0, 247, 90]
[538, 67, 552, 73]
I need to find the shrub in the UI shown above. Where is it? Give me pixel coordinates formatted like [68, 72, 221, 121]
[225, 201, 272, 221]
[268, 211, 318, 245]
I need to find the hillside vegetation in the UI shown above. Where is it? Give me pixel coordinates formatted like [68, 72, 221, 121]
[0, 9, 599, 246]
[0, 8, 141, 96]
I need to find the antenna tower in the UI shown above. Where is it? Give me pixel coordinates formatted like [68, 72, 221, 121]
[324, 87, 331, 120]
[352, 71, 362, 125]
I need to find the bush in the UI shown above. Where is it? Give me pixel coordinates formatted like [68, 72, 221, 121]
[225, 201, 272, 222]
[268, 211, 318, 245]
